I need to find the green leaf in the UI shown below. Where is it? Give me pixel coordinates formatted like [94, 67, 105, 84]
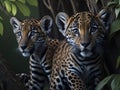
[110, 19, 120, 35]
[107, 1, 118, 7]
[114, 0, 119, 3]
[9, 0, 16, 1]
[0, 1, 4, 6]
[116, 56, 120, 68]
[4, 0, 11, 13]
[11, 4, 17, 16]
[15, 1, 30, 16]
[0, 16, 3, 20]
[26, 0, 38, 6]
[111, 75, 120, 90]
[95, 75, 113, 90]
[115, 7, 120, 18]
[95, 0, 98, 3]
[0, 22, 3, 36]
[18, 0, 25, 4]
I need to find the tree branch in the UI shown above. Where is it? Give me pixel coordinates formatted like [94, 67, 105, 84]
[0, 53, 27, 90]
[85, 0, 98, 15]
[70, 0, 76, 14]
[43, 0, 55, 20]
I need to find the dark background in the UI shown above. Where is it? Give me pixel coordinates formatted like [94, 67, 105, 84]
[0, 5, 39, 73]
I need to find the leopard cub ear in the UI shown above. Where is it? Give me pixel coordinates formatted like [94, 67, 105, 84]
[97, 9, 112, 32]
[40, 15, 53, 34]
[56, 12, 69, 36]
[10, 17, 21, 33]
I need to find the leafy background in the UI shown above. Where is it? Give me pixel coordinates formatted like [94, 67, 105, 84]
[95, 0, 120, 90]
[0, 0, 38, 36]
[0, 0, 39, 73]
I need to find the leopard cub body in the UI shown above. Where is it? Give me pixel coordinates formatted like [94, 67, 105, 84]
[10, 16, 61, 90]
[50, 9, 111, 90]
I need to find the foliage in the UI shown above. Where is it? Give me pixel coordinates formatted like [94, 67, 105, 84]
[95, 75, 113, 90]
[96, 74, 120, 90]
[107, 0, 120, 35]
[116, 56, 120, 68]
[110, 19, 120, 35]
[0, 0, 38, 36]
[93, 0, 120, 90]
[107, 0, 120, 18]
[0, 16, 3, 35]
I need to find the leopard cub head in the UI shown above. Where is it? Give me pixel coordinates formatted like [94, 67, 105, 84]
[56, 9, 111, 57]
[10, 16, 53, 57]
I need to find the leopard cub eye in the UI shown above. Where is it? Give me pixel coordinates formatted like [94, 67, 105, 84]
[72, 28, 79, 35]
[90, 25, 98, 35]
[29, 30, 37, 37]
[30, 31, 35, 36]
[16, 32, 21, 36]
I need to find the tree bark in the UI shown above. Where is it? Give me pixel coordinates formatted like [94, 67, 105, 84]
[0, 53, 27, 90]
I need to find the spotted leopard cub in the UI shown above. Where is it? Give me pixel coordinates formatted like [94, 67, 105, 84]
[50, 9, 111, 90]
[10, 16, 61, 90]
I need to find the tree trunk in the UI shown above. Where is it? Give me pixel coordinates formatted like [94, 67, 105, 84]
[0, 53, 27, 90]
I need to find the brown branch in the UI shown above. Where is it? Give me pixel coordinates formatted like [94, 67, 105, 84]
[61, 1, 66, 12]
[101, 0, 105, 8]
[100, 0, 111, 8]
[43, 0, 55, 20]
[85, 0, 98, 15]
[0, 53, 27, 90]
[57, 0, 61, 10]
[70, 0, 76, 14]
[57, 0, 65, 12]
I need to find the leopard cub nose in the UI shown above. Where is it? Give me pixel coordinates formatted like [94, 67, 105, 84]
[20, 45, 27, 50]
[81, 42, 90, 47]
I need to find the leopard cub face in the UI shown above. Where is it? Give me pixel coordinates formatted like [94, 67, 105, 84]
[10, 16, 53, 57]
